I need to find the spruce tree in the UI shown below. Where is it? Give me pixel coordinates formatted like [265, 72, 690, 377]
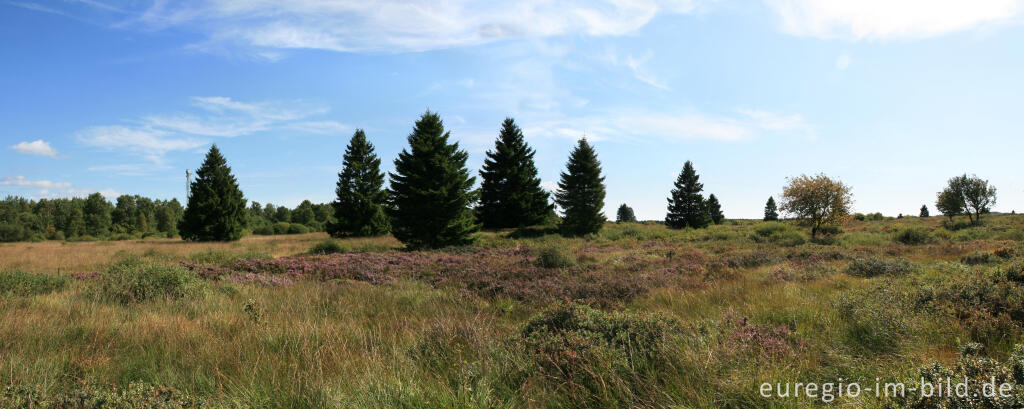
[478, 118, 553, 229]
[554, 138, 606, 236]
[706, 194, 724, 225]
[920, 205, 930, 218]
[764, 196, 779, 221]
[179, 144, 247, 241]
[665, 161, 709, 229]
[328, 129, 390, 237]
[616, 204, 637, 223]
[388, 111, 478, 249]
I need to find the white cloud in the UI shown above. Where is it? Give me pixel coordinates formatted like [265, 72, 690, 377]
[835, 52, 851, 69]
[625, 52, 670, 90]
[10, 139, 58, 157]
[764, 0, 1021, 40]
[76, 96, 348, 162]
[0, 175, 117, 199]
[523, 108, 810, 143]
[129, 0, 701, 55]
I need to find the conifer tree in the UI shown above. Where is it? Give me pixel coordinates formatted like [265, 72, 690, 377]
[920, 205, 930, 218]
[706, 194, 724, 225]
[388, 111, 478, 249]
[328, 129, 390, 237]
[478, 118, 552, 229]
[616, 204, 637, 223]
[554, 138, 606, 236]
[665, 161, 709, 229]
[764, 196, 779, 221]
[179, 144, 247, 241]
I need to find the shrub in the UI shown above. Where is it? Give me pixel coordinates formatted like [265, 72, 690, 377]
[844, 257, 915, 278]
[0, 270, 69, 296]
[889, 343, 1024, 409]
[0, 382, 207, 408]
[751, 222, 806, 247]
[521, 304, 682, 408]
[534, 245, 577, 268]
[95, 257, 205, 304]
[309, 239, 346, 255]
[995, 247, 1017, 259]
[961, 251, 999, 265]
[287, 224, 310, 234]
[272, 222, 290, 235]
[893, 228, 934, 245]
[252, 225, 275, 235]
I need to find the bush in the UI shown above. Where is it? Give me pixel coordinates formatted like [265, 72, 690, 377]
[252, 225, 275, 235]
[287, 224, 310, 234]
[309, 239, 346, 255]
[95, 257, 205, 304]
[961, 251, 999, 265]
[534, 245, 577, 268]
[889, 343, 1024, 409]
[272, 222, 290, 235]
[894, 228, 934, 245]
[0, 270, 69, 296]
[0, 382, 207, 408]
[521, 304, 682, 408]
[751, 222, 806, 247]
[844, 257, 916, 278]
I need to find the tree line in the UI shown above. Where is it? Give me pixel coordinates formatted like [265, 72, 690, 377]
[1, 111, 1003, 245]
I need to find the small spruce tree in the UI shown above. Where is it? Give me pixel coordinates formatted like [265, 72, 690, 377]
[764, 196, 779, 221]
[706, 194, 724, 225]
[478, 118, 553, 229]
[665, 161, 710, 229]
[388, 111, 478, 249]
[616, 204, 637, 223]
[919, 205, 930, 218]
[328, 129, 390, 237]
[179, 144, 247, 241]
[554, 138, 606, 236]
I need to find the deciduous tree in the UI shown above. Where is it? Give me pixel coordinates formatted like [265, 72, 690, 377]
[779, 174, 853, 238]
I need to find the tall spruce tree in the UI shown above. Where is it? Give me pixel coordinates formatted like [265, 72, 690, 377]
[388, 111, 478, 249]
[764, 196, 779, 221]
[920, 205, 930, 218]
[478, 118, 552, 229]
[554, 138, 606, 236]
[179, 144, 247, 241]
[328, 129, 390, 237]
[706, 194, 724, 225]
[665, 161, 710, 229]
[616, 204, 637, 223]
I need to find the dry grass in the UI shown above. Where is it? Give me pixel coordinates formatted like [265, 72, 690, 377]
[0, 233, 401, 273]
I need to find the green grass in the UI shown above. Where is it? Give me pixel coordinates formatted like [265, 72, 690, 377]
[0, 214, 1023, 408]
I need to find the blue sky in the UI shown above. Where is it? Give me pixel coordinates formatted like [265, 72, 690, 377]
[2, 0, 1022, 220]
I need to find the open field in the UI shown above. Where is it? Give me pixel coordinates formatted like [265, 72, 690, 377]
[3, 215, 1024, 408]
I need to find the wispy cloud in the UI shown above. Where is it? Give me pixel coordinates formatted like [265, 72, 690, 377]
[764, 0, 1020, 40]
[10, 139, 58, 157]
[835, 52, 852, 69]
[625, 52, 670, 90]
[0, 175, 118, 199]
[76, 96, 348, 162]
[122, 0, 701, 56]
[523, 108, 811, 143]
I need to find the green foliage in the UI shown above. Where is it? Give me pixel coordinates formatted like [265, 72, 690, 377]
[962, 251, 999, 265]
[521, 304, 683, 408]
[894, 227, 934, 245]
[555, 138, 607, 237]
[179, 145, 248, 241]
[750, 222, 806, 246]
[328, 130, 391, 238]
[477, 118, 553, 229]
[286, 224, 309, 234]
[890, 343, 1024, 409]
[388, 111, 479, 249]
[920, 204, 930, 218]
[94, 257, 205, 304]
[706, 194, 724, 225]
[533, 245, 577, 268]
[0, 270, 69, 296]
[309, 239, 346, 255]
[615, 203, 637, 223]
[0, 382, 207, 408]
[844, 257, 916, 278]
[763, 196, 779, 221]
[665, 160, 710, 229]
[939, 174, 998, 223]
